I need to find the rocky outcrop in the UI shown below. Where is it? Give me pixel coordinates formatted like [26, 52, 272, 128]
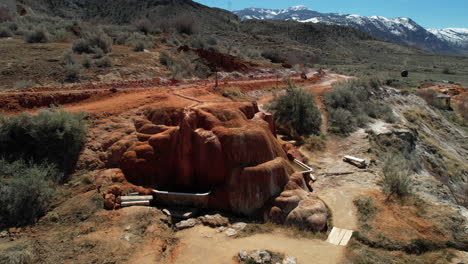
[118, 102, 294, 215]
[269, 173, 328, 231]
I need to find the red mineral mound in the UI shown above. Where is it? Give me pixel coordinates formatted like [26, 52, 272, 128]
[118, 102, 293, 215]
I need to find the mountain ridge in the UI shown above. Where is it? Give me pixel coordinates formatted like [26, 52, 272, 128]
[234, 6, 468, 56]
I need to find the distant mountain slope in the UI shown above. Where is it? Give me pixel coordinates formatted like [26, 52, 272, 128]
[15, 0, 238, 30]
[234, 6, 468, 56]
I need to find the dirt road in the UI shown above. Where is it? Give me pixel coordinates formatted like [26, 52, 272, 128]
[171, 226, 344, 264]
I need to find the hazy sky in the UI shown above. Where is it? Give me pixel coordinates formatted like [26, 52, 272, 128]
[196, 0, 468, 29]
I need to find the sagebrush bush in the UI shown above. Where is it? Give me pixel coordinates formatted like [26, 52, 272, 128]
[267, 80, 322, 136]
[95, 55, 112, 68]
[382, 154, 413, 198]
[261, 49, 285, 63]
[72, 30, 112, 54]
[14, 80, 36, 89]
[324, 78, 395, 135]
[0, 159, 57, 227]
[64, 63, 81, 82]
[25, 27, 49, 43]
[0, 109, 87, 174]
[134, 18, 152, 35]
[0, 26, 12, 37]
[132, 41, 145, 52]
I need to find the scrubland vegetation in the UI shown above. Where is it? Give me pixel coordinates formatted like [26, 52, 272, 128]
[0, 109, 87, 227]
[267, 80, 322, 136]
[324, 78, 395, 135]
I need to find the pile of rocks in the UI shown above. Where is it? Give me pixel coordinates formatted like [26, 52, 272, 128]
[238, 250, 297, 264]
[175, 213, 247, 237]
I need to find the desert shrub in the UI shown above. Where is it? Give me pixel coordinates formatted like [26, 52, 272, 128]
[62, 51, 75, 65]
[354, 197, 378, 223]
[0, 26, 12, 37]
[324, 78, 395, 134]
[82, 56, 92, 68]
[134, 18, 152, 35]
[303, 135, 326, 151]
[267, 80, 321, 136]
[0, 244, 34, 264]
[0, 7, 12, 23]
[95, 55, 112, 68]
[72, 30, 112, 54]
[442, 68, 454, 75]
[52, 29, 72, 42]
[132, 41, 145, 52]
[173, 16, 199, 35]
[14, 80, 35, 89]
[0, 109, 87, 174]
[328, 108, 355, 135]
[382, 154, 413, 198]
[159, 51, 196, 79]
[261, 49, 284, 63]
[24, 27, 49, 43]
[0, 159, 56, 227]
[416, 89, 446, 109]
[64, 63, 81, 82]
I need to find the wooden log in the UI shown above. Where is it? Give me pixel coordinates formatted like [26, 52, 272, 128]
[121, 195, 153, 202]
[121, 200, 150, 207]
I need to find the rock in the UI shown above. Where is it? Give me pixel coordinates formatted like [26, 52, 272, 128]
[175, 218, 198, 230]
[283, 256, 297, 264]
[224, 228, 237, 237]
[198, 214, 229, 227]
[232, 222, 247, 231]
[238, 250, 248, 261]
[285, 199, 328, 231]
[259, 250, 271, 263]
[0, 231, 8, 238]
[46, 212, 60, 222]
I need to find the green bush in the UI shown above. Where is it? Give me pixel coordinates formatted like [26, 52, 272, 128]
[72, 30, 112, 54]
[25, 27, 49, 43]
[0, 159, 57, 227]
[328, 108, 355, 134]
[382, 154, 413, 198]
[267, 81, 322, 136]
[0, 109, 87, 175]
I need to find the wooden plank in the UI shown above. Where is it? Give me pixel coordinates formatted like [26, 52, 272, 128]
[128, 192, 139, 196]
[121, 200, 150, 207]
[121, 195, 153, 201]
[339, 229, 354, 246]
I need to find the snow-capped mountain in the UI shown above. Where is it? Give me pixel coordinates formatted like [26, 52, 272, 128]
[234, 6, 468, 56]
[427, 28, 468, 47]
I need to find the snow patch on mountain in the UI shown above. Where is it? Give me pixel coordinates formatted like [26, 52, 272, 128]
[428, 28, 468, 46]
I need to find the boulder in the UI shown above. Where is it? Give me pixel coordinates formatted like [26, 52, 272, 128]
[285, 198, 328, 231]
[175, 218, 199, 230]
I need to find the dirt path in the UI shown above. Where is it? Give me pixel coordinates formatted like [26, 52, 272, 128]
[171, 226, 345, 264]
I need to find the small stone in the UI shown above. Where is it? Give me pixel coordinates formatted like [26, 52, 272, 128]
[250, 250, 262, 263]
[198, 214, 229, 227]
[238, 250, 248, 261]
[283, 256, 297, 264]
[232, 222, 247, 231]
[217, 227, 226, 233]
[124, 225, 131, 231]
[259, 250, 271, 263]
[0, 231, 8, 238]
[175, 218, 198, 230]
[224, 228, 237, 237]
[121, 234, 131, 241]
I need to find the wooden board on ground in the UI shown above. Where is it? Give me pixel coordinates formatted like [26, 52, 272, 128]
[326, 227, 354, 246]
[343, 155, 366, 168]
